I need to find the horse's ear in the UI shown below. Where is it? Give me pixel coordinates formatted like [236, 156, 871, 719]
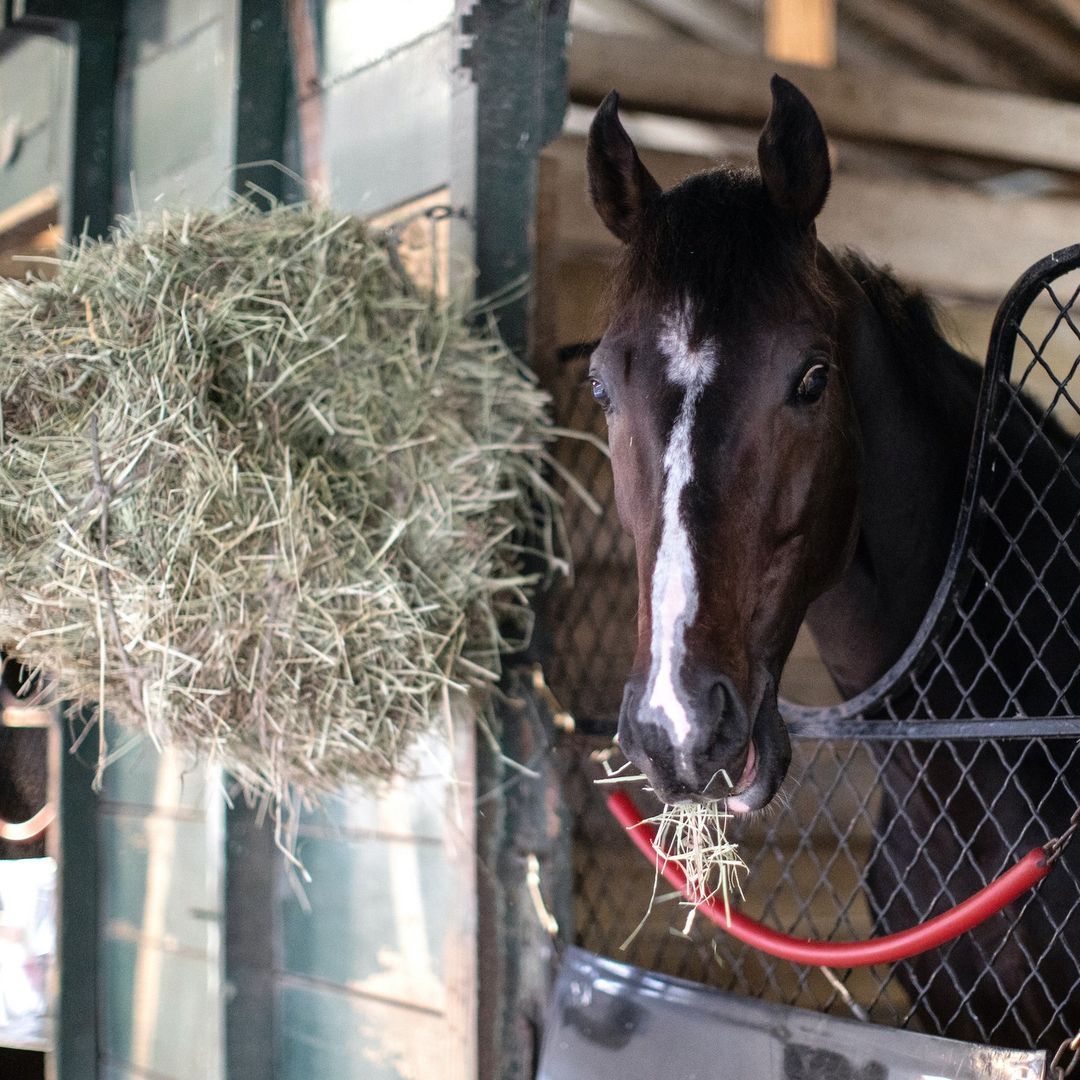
[587, 90, 661, 243]
[757, 75, 831, 227]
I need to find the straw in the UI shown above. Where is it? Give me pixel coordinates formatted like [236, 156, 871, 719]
[0, 199, 562, 817]
[599, 750, 746, 932]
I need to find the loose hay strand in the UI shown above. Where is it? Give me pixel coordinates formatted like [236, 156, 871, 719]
[600, 753, 747, 935]
[643, 801, 746, 924]
[0, 200, 561, 819]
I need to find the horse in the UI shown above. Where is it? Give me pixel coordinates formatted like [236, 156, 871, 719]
[584, 76, 1079, 1050]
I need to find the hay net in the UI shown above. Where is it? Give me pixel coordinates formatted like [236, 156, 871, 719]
[0, 200, 560, 811]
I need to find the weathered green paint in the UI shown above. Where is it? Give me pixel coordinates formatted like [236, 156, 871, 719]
[224, 800, 279, 1080]
[67, 13, 119, 238]
[455, 5, 571, 1077]
[233, 0, 289, 205]
[56, 713, 101, 1080]
[458, 0, 569, 354]
[2, 7, 125, 1078]
[224, 5, 289, 1075]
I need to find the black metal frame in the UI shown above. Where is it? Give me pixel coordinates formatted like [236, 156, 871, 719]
[785, 243, 1080, 741]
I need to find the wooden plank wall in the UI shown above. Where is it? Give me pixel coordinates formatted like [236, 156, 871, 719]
[96, 728, 225, 1080]
[275, 720, 477, 1080]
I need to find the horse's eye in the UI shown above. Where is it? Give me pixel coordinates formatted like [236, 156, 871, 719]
[589, 377, 612, 410]
[795, 363, 829, 405]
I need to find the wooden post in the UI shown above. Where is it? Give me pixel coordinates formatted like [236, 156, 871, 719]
[224, 5, 291, 1075]
[453, 4, 572, 1077]
[53, 712, 100, 1080]
[765, 0, 836, 68]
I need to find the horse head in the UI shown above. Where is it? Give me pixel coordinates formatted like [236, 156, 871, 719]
[587, 77, 862, 810]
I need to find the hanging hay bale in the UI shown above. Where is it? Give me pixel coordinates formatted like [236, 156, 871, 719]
[0, 200, 562, 813]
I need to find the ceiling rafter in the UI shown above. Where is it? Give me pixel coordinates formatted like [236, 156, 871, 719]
[624, 0, 761, 52]
[838, 0, 1032, 93]
[906, 0, 1080, 97]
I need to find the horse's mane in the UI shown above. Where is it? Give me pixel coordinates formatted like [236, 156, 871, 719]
[840, 250, 1073, 463]
[838, 251, 984, 464]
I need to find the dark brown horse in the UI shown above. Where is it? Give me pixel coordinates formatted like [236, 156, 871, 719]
[586, 77, 1079, 1049]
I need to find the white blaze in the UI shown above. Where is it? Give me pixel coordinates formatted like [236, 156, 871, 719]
[646, 313, 717, 746]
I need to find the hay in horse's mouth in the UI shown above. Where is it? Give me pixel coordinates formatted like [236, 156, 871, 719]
[644, 800, 746, 915]
[596, 748, 747, 935]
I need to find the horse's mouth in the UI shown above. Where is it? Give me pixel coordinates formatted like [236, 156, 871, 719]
[723, 687, 789, 814]
[726, 741, 758, 810]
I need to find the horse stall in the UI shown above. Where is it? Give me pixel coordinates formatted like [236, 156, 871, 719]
[0, 2, 1078, 1079]
[529, 3, 1080, 1078]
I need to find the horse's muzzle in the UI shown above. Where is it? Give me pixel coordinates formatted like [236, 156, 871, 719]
[617, 669, 790, 811]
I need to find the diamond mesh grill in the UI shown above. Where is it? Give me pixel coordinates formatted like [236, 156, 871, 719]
[544, 247, 1080, 1055]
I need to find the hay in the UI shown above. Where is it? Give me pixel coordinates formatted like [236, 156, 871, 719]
[644, 801, 746, 921]
[0, 200, 562, 814]
[599, 751, 746, 929]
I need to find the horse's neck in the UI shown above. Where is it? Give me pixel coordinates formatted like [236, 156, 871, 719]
[805, 283, 971, 699]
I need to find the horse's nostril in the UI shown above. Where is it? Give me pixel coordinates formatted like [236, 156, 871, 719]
[707, 677, 728, 718]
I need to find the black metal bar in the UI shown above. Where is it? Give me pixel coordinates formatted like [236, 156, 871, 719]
[457, 5, 571, 1078]
[570, 712, 1080, 742]
[224, 5, 291, 1076]
[66, 12, 119, 240]
[785, 715, 1080, 741]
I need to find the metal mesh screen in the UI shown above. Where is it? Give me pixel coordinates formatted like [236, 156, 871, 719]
[543, 246, 1080, 1055]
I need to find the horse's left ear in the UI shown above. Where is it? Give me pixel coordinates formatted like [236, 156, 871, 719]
[757, 75, 831, 227]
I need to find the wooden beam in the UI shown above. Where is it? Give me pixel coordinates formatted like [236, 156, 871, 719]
[765, 0, 836, 68]
[837, 0, 1028, 93]
[571, 0, 686, 40]
[921, 0, 1080, 95]
[1041, 0, 1080, 34]
[567, 29, 1080, 175]
[629, 0, 761, 53]
[541, 136, 1080, 303]
[55, 711, 99, 1080]
[0, 186, 59, 237]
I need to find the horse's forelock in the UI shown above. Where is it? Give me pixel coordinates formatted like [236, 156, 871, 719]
[607, 167, 837, 350]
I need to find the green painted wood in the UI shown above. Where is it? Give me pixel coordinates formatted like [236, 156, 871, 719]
[459, 0, 569, 355]
[454, 5, 572, 1078]
[224, 3, 288, 1074]
[66, 15, 119, 239]
[56, 713, 100, 1080]
[233, 0, 289, 205]
[224, 799, 278, 1080]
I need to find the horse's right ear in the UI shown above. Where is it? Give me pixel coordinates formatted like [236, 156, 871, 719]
[587, 91, 661, 243]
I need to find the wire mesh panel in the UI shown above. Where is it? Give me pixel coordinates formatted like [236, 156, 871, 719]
[545, 246, 1080, 1056]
